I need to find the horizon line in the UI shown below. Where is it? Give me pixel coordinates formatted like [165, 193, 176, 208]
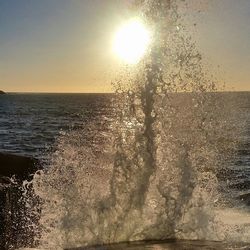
[2, 90, 250, 94]
[3, 91, 115, 94]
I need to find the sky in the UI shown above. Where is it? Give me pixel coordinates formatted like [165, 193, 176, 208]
[0, 0, 249, 93]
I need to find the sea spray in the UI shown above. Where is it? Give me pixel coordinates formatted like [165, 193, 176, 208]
[21, 0, 243, 249]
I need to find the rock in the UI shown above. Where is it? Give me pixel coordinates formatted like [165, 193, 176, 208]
[0, 153, 40, 249]
[0, 90, 6, 94]
[0, 152, 39, 181]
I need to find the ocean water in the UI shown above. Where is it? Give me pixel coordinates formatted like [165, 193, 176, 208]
[0, 93, 114, 161]
[221, 92, 250, 207]
[1, 92, 250, 250]
[0, 92, 249, 163]
[0, 93, 250, 205]
[1, 92, 249, 164]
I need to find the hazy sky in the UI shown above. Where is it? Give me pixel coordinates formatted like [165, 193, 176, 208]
[0, 0, 249, 92]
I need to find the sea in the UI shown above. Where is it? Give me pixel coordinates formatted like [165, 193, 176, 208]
[0, 92, 249, 166]
[0, 92, 250, 250]
[0, 93, 114, 161]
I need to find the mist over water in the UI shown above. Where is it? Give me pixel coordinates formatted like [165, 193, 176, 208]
[20, 0, 249, 249]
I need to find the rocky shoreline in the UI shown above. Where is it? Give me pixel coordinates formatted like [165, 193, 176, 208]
[0, 152, 40, 249]
[0, 152, 39, 181]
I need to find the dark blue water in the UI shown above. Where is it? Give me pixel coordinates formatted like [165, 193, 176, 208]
[224, 92, 250, 206]
[0, 93, 114, 160]
[0, 92, 250, 204]
[0, 92, 249, 160]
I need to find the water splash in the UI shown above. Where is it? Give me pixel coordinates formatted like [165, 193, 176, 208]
[21, 0, 246, 249]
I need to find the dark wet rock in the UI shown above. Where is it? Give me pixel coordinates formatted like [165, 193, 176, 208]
[0, 153, 40, 249]
[0, 152, 39, 181]
[0, 90, 6, 94]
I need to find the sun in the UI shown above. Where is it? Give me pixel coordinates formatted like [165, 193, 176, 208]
[113, 19, 151, 64]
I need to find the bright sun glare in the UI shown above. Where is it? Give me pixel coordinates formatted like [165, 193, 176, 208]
[113, 19, 151, 64]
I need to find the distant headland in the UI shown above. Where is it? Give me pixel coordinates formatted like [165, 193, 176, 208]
[0, 90, 6, 94]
